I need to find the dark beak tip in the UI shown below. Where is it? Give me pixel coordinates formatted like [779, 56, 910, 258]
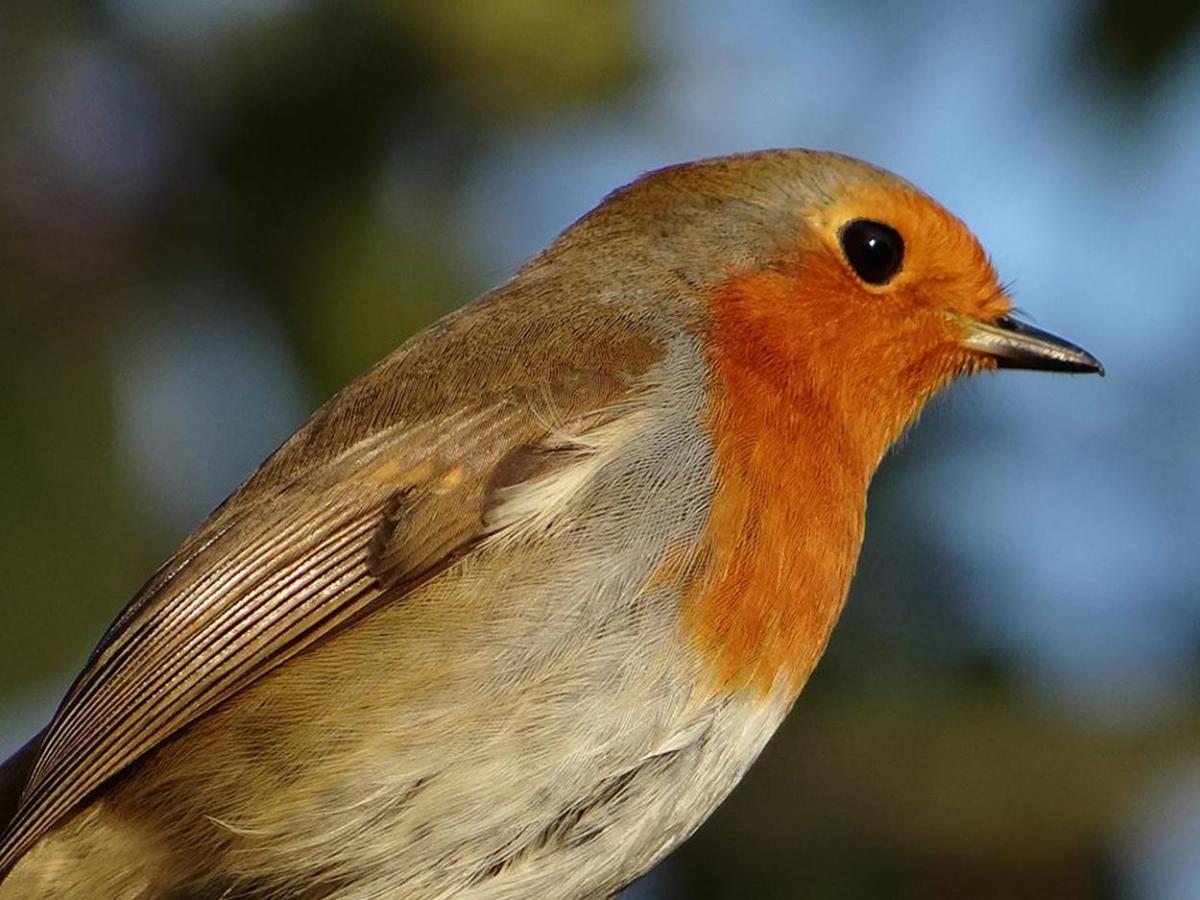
[1065, 350, 1105, 377]
[987, 316, 1105, 378]
[1066, 347, 1105, 377]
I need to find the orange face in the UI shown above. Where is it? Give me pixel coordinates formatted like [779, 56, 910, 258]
[682, 185, 1010, 694]
[704, 183, 1016, 474]
[687, 178, 1097, 695]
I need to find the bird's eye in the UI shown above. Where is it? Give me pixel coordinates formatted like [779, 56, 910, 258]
[839, 219, 904, 285]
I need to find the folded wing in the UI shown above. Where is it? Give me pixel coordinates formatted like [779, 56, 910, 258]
[0, 384, 652, 874]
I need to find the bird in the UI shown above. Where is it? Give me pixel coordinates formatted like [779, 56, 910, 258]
[0, 149, 1102, 899]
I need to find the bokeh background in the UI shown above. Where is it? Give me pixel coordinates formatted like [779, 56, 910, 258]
[1, 1, 1197, 897]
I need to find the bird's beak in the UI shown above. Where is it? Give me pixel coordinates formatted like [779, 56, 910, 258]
[960, 315, 1104, 375]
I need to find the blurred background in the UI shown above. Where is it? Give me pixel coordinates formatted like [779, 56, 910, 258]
[0, 1, 1197, 897]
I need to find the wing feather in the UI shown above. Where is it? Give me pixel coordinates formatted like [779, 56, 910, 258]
[0, 393, 651, 874]
[4, 498, 389, 870]
[35, 498, 366, 770]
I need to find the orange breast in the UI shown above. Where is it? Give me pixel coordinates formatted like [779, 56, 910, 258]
[677, 269, 872, 695]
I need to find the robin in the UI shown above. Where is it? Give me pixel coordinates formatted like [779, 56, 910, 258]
[0, 149, 1102, 899]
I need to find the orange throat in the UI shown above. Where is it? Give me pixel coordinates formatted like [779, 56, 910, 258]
[678, 274, 881, 697]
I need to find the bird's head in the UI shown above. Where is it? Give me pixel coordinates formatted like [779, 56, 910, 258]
[559, 150, 1102, 468]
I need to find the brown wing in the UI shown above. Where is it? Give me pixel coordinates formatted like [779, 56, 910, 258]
[0, 391, 647, 874]
[0, 253, 672, 874]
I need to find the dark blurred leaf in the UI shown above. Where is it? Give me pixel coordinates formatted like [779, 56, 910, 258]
[1079, 0, 1200, 89]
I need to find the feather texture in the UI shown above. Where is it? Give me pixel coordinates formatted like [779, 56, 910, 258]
[0, 148, 1022, 898]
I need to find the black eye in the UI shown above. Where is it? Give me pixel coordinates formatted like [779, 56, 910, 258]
[839, 219, 904, 285]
